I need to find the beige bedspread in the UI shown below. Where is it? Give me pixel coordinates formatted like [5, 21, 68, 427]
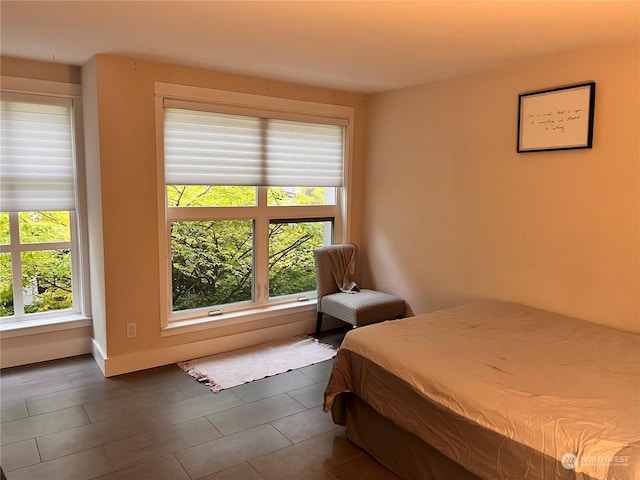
[324, 302, 640, 480]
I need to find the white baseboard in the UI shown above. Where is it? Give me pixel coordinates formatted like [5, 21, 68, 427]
[90, 338, 107, 376]
[103, 316, 318, 377]
[0, 326, 93, 369]
[1, 312, 344, 374]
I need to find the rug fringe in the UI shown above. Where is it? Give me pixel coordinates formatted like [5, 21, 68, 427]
[177, 362, 224, 393]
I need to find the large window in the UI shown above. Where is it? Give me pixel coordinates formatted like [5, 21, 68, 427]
[157, 87, 352, 325]
[0, 94, 86, 324]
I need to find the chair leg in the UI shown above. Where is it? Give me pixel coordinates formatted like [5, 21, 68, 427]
[315, 312, 323, 338]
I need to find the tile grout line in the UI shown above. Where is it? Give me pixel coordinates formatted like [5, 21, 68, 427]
[1, 344, 361, 479]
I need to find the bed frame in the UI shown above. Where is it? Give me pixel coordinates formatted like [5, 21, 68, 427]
[338, 393, 480, 479]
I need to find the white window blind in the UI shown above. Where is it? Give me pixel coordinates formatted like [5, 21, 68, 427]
[266, 118, 344, 187]
[0, 99, 76, 212]
[164, 107, 344, 187]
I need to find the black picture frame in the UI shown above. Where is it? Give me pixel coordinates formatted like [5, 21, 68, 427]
[517, 82, 596, 153]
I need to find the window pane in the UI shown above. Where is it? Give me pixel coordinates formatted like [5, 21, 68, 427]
[21, 249, 72, 314]
[19, 211, 71, 243]
[167, 186, 256, 207]
[267, 187, 336, 206]
[268, 220, 332, 298]
[0, 253, 13, 317]
[171, 220, 253, 311]
[0, 212, 9, 245]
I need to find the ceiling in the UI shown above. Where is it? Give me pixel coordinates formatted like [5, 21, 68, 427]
[1, 1, 638, 94]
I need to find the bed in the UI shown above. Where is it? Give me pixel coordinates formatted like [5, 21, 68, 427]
[324, 301, 639, 480]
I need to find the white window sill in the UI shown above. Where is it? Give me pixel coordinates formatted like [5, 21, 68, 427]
[161, 299, 317, 337]
[0, 314, 92, 339]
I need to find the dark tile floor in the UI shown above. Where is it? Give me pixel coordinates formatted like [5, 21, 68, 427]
[0, 329, 399, 480]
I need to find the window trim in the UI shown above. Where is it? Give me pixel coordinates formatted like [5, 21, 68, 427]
[0, 77, 91, 329]
[167, 201, 336, 323]
[155, 83, 354, 332]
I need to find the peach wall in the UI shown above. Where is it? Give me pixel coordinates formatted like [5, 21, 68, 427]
[1, 56, 81, 84]
[86, 55, 366, 373]
[363, 44, 639, 333]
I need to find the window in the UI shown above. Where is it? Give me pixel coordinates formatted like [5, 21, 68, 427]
[0, 93, 87, 324]
[157, 86, 353, 326]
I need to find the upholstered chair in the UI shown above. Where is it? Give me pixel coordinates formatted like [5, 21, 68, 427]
[313, 244, 405, 337]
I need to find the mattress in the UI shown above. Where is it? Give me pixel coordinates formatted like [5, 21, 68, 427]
[324, 302, 640, 480]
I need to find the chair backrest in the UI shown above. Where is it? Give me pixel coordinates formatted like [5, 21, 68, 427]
[313, 243, 357, 309]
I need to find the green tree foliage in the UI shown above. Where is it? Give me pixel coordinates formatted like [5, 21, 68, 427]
[167, 185, 256, 207]
[21, 249, 72, 313]
[268, 221, 325, 297]
[170, 186, 329, 311]
[0, 211, 73, 317]
[0, 213, 9, 245]
[0, 252, 13, 316]
[171, 219, 253, 311]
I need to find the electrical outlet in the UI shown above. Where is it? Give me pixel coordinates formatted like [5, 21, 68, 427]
[126, 323, 136, 338]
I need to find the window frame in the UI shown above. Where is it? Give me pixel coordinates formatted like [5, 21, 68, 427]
[155, 83, 354, 332]
[0, 77, 91, 327]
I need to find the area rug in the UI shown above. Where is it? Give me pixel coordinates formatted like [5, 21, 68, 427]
[178, 335, 337, 393]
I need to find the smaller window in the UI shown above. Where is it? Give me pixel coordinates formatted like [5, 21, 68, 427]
[0, 85, 88, 325]
[167, 185, 256, 208]
[267, 187, 337, 206]
[170, 219, 254, 312]
[268, 219, 333, 299]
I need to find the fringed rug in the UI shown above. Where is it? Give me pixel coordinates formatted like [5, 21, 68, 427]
[178, 335, 337, 393]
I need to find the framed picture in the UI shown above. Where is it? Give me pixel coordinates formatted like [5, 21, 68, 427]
[517, 82, 595, 153]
